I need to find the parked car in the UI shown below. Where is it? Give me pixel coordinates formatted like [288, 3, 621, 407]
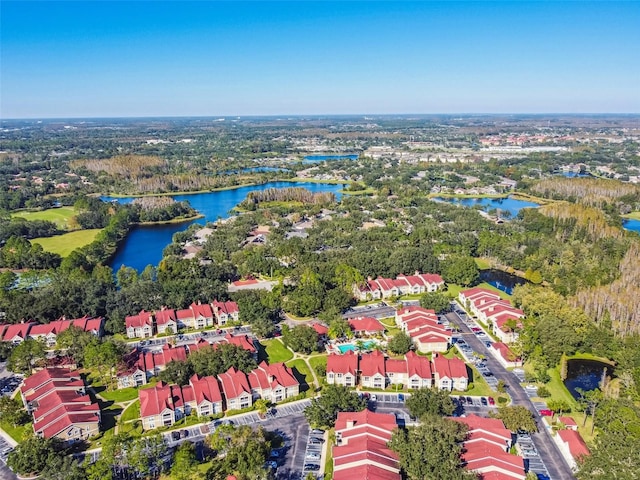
[264, 460, 278, 469]
[480, 397, 488, 406]
[488, 397, 495, 405]
[370, 394, 377, 402]
[310, 429, 325, 435]
[459, 396, 467, 405]
[308, 437, 324, 445]
[306, 452, 321, 460]
[171, 431, 181, 441]
[304, 464, 320, 471]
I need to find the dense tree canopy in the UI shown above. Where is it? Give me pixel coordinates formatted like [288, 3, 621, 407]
[304, 384, 367, 428]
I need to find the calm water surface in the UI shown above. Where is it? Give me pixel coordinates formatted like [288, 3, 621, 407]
[303, 154, 358, 163]
[433, 196, 540, 218]
[479, 269, 526, 295]
[564, 359, 614, 399]
[623, 218, 640, 234]
[106, 181, 345, 271]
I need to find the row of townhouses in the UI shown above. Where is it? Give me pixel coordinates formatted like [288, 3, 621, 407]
[395, 306, 452, 353]
[0, 316, 104, 346]
[458, 288, 524, 343]
[117, 333, 257, 389]
[20, 368, 101, 444]
[326, 350, 469, 391]
[354, 271, 445, 301]
[139, 361, 300, 430]
[126, 300, 239, 338]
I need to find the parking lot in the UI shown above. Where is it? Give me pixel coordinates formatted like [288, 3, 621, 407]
[0, 435, 16, 480]
[343, 303, 396, 320]
[517, 433, 551, 479]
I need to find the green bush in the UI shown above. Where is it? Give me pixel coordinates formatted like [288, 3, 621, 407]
[537, 386, 551, 398]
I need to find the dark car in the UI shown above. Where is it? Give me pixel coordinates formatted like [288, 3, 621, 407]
[304, 464, 320, 471]
[308, 437, 324, 445]
[466, 396, 473, 404]
[480, 397, 488, 406]
[181, 429, 189, 438]
[171, 431, 181, 441]
[459, 396, 467, 405]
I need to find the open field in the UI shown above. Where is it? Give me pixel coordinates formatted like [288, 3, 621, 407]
[31, 229, 102, 257]
[12, 206, 77, 228]
[262, 338, 294, 363]
[286, 358, 313, 386]
[0, 419, 32, 443]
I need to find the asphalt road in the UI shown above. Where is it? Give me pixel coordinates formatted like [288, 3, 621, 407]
[343, 303, 396, 320]
[445, 309, 576, 480]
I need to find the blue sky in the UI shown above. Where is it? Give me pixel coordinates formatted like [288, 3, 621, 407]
[2, 1, 639, 118]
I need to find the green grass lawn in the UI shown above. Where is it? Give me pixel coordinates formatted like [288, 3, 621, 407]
[31, 229, 102, 257]
[0, 420, 32, 443]
[463, 367, 497, 397]
[262, 339, 294, 363]
[120, 400, 141, 423]
[543, 366, 579, 409]
[474, 257, 492, 270]
[622, 211, 640, 220]
[12, 206, 77, 229]
[100, 387, 141, 403]
[445, 284, 464, 298]
[323, 431, 335, 479]
[308, 354, 327, 374]
[286, 359, 313, 386]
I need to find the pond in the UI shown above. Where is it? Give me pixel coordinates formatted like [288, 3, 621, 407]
[303, 154, 359, 163]
[479, 269, 526, 295]
[623, 218, 640, 234]
[564, 359, 614, 399]
[105, 181, 346, 272]
[432, 196, 540, 218]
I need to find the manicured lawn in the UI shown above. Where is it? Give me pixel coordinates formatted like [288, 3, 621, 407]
[121, 400, 141, 423]
[323, 431, 335, 479]
[12, 206, 77, 228]
[543, 367, 578, 409]
[31, 229, 102, 257]
[463, 367, 497, 397]
[308, 354, 327, 374]
[446, 284, 464, 298]
[474, 257, 492, 270]
[262, 339, 294, 363]
[0, 420, 32, 443]
[100, 387, 140, 403]
[286, 359, 313, 386]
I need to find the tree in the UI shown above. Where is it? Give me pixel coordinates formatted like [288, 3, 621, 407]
[206, 425, 272, 480]
[189, 343, 257, 378]
[8, 338, 46, 374]
[387, 332, 413, 355]
[56, 325, 95, 366]
[547, 399, 571, 417]
[7, 437, 62, 476]
[441, 255, 479, 287]
[327, 317, 353, 340]
[405, 388, 456, 419]
[389, 415, 472, 480]
[158, 360, 194, 386]
[40, 454, 87, 480]
[419, 292, 450, 313]
[0, 396, 29, 427]
[490, 406, 537, 433]
[281, 325, 318, 354]
[577, 431, 640, 480]
[171, 441, 198, 480]
[304, 384, 366, 428]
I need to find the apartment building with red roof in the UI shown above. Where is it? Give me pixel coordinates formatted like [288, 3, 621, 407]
[20, 368, 100, 443]
[22, 316, 105, 347]
[139, 381, 188, 430]
[333, 410, 400, 480]
[223, 333, 257, 357]
[458, 288, 524, 343]
[1, 322, 36, 344]
[405, 351, 433, 389]
[218, 367, 252, 411]
[451, 414, 524, 480]
[155, 308, 178, 335]
[359, 351, 387, 389]
[326, 351, 359, 387]
[490, 342, 522, 368]
[212, 300, 239, 325]
[432, 354, 468, 391]
[125, 310, 154, 339]
[116, 344, 187, 389]
[555, 429, 590, 471]
[184, 374, 224, 417]
[355, 272, 444, 301]
[247, 361, 300, 402]
[348, 317, 385, 336]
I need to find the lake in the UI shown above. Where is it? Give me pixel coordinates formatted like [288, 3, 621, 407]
[303, 154, 358, 163]
[105, 181, 346, 272]
[564, 359, 614, 399]
[623, 218, 640, 234]
[480, 269, 526, 295]
[432, 196, 540, 218]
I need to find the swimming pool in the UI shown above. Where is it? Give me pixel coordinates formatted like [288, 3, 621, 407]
[337, 341, 376, 353]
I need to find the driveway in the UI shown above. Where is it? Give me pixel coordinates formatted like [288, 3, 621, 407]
[445, 309, 576, 480]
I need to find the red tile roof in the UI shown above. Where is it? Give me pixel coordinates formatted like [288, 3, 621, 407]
[217, 367, 251, 400]
[558, 416, 577, 427]
[125, 310, 153, 329]
[335, 410, 397, 432]
[154, 308, 176, 326]
[451, 414, 511, 442]
[327, 351, 358, 375]
[405, 351, 432, 379]
[558, 429, 590, 459]
[232, 279, 258, 286]
[359, 351, 386, 377]
[188, 374, 222, 404]
[223, 333, 256, 353]
[385, 359, 407, 374]
[190, 302, 213, 319]
[21, 368, 78, 394]
[176, 308, 194, 320]
[348, 317, 385, 333]
[2, 322, 35, 341]
[139, 382, 184, 417]
[212, 300, 239, 315]
[333, 465, 399, 480]
[310, 322, 328, 335]
[433, 355, 468, 380]
[492, 343, 520, 362]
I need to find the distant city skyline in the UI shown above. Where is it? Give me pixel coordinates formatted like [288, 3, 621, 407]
[2, 1, 639, 119]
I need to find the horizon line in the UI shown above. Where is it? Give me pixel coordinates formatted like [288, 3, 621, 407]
[3, 112, 640, 121]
